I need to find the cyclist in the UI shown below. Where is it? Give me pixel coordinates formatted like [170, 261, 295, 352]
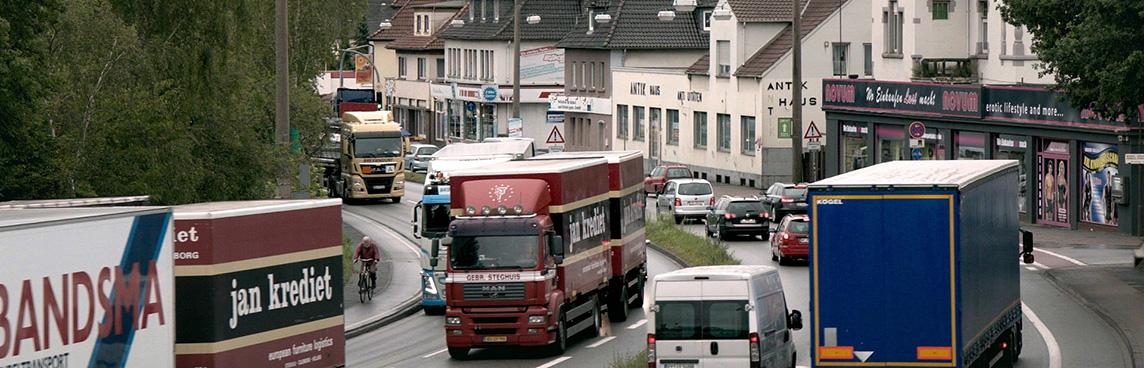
[354, 236, 380, 290]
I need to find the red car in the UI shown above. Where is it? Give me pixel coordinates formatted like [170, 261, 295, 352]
[770, 214, 809, 265]
[644, 165, 693, 195]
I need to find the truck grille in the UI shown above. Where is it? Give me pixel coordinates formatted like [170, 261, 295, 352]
[473, 317, 518, 324]
[462, 283, 526, 301]
[363, 177, 395, 194]
[475, 328, 516, 335]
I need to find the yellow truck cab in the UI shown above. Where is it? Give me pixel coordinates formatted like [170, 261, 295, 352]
[332, 110, 407, 202]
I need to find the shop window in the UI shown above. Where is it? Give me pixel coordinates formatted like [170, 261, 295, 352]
[877, 124, 905, 163]
[841, 122, 869, 172]
[480, 104, 496, 140]
[1080, 142, 1120, 225]
[956, 131, 987, 159]
[995, 134, 1028, 212]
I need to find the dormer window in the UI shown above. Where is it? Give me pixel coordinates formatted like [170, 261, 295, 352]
[415, 14, 431, 36]
[702, 10, 713, 31]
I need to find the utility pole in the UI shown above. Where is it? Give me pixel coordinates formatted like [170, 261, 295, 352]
[512, 0, 522, 119]
[275, 0, 291, 198]
[790, 0, 805, 183]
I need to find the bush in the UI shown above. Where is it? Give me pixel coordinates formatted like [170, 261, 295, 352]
[342, 232, 355, 285]
[405, 171, 426, 184]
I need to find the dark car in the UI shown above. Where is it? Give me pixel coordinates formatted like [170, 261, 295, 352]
[760, 182, 809, 223]
[770, 214, 809, 265]
[645, 165, 693, 195]
[705, 196, 767, 239]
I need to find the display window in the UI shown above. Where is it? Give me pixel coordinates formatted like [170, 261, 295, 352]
[841, 122, 869, 172]
[916, 128, 944, 160]
[480, 104, 497, 140]
[877, 124, 905, 163]
[956, 131, 986, 159]
[1081, 142, 1119, 226]
[995, 134, 1028, 213]
[1037, 140, 1070, 227]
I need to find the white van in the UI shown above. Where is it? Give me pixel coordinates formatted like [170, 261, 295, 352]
[646, 265, 802, 368]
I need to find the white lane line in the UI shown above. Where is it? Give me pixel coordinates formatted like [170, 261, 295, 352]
[587, 336, 616, 348]
[537, 356, 572, 368]
[627, 319, 648, 330]
[1037, 249, 1086, 266]
[1025, 267, 1039, 271]
[1032, 262, 1049, 269]
[405, 200, 419, 205]
[1023, 303, 1061, 368]
[343, 211, 420, 254]
[422, 348, 447, 358]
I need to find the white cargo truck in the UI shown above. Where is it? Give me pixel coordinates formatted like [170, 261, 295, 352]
[0, 207, 176, 368]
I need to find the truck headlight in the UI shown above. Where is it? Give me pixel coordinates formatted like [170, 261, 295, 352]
[395, 178, 405, 185]
[446, 317, 461, 326]
[528, 315, 546, 325]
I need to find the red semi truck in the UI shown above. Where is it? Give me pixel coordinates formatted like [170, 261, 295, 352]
[435, 157, 646, 359]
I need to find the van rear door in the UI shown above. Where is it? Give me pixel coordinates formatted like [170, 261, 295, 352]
[654, 280, 750, 368]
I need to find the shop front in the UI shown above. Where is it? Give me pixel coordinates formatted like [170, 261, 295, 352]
[822, 79, 1143, 234]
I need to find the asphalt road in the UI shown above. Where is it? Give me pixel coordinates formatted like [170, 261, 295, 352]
[346, 183, 1135, 368]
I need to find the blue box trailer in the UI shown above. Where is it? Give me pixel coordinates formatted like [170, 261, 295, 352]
[808, 160, 1032, 368]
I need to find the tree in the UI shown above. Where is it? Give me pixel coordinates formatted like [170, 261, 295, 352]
[1000, 0, 1144, 120]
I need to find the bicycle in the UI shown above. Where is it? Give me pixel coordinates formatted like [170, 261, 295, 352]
[357, 258, 376, 303]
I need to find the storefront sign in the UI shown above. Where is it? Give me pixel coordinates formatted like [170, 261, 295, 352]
[1081, 142, 1119, 225]
[678, 91, 703, 103]
[547, 95, 612, 114]
[453, 84, 561, 103]
[482, 85, 499, 101]
[996, 137, 1028, 149]
[508, 118, 523, 138]
[430, 83, 454, 99]
[521, 46, 565, 84]
[984, 86, 1139, 128]
[822, 79, 981, 118]
[629, 82, 660, 96]
[842, 124, 868, 134]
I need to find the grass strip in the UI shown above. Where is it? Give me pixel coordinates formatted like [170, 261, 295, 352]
[646, 213, 740, 266]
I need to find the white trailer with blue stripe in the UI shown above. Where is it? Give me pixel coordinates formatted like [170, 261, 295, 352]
[412, 141, 533, 315]
[0, 207, 175, 367]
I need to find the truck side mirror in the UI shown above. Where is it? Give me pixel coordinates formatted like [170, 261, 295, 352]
[1020, 229, 1035, 264]
[429, 238, 440, 268]
[411, 202, 422, 239]
[548, 233, 565, 264]
[788, 310, 803, 330]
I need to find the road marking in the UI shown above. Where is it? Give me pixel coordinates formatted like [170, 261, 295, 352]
[536, 356, 572, 368]
[343, 211, 420, 254]
[1023, 303, 1061, 368]
[1025, 267, 1039, 271]
[1036, 249, 1086, 266]
[405, 200, 419, 205]
[627, 319, 648, 329]
[1032, 262, 1048, 269]
[422, 348, 447, 358]
[587, 336, 616, 348]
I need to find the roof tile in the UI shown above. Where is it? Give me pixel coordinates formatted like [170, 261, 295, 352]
[734, 0, 842, 77]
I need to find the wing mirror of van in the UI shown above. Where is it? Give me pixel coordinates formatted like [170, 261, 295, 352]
[788, 310, 803, 330]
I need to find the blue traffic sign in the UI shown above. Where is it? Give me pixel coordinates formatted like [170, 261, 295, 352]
[911, 148, 923, 160]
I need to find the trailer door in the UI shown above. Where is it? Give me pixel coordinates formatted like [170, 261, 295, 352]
[811, 193, 957, 367]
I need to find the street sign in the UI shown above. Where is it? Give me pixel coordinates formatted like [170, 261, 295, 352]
[1127, 153, 1144, 164]
[807, 140, 822, 151]
[911, 148, 923, 160]
[909, 138, 924, 148]
[909, 121, 926, 138]
[546, 125, 565, 144]
[804, 121, 823, 139]
[778, 118, 792, 139]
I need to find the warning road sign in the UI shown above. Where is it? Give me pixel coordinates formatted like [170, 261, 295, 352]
[804, 121, 823, 139]
[546, 125, 565, 144]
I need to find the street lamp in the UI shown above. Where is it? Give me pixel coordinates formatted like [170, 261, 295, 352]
[511, 2, 541, 119]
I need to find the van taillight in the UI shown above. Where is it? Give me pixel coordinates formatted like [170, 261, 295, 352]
[674, 198, 681, 206]
[647, 334, 657, 368]
[749, 332, 760, 367]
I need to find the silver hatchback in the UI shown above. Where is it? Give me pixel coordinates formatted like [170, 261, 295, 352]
[656, 178, 715, 224]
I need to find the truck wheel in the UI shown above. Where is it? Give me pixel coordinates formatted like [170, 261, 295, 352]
[548, 311, 567, 356]
[587, 299, 601, 338]
[391, 196, 402, 203]
[447, 347, 469, 360]
[609, 282, 630, 322]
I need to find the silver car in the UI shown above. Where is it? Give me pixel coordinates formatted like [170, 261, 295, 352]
[404, 144, 439, 172]
[656, 178, 715, 224]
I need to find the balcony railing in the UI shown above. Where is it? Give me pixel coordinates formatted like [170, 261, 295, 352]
[911, 58, 980, 84]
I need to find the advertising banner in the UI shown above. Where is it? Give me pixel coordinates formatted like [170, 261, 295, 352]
[1037, 141, 1070, 226]
[0, 210, 175, 368]
[520, 46, 564, 84]
[1081, 142, 1119, 225]
[984, 86, 1140, 129]
[822, 79, 981, 118]
[354, 54, 372, 85]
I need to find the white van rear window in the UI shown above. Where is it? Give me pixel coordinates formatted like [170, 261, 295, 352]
[655, 300, 749, 340]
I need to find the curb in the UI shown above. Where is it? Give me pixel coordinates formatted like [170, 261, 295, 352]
[646, 241, 691, 268]
[1042, 267, 1139, 368]
[345, 294, 423, 339]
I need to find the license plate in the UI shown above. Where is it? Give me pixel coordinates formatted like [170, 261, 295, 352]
[741, 219, 756, 223]
[372, 185, 386, 190]
[689, 201, 703, 205]
[795, 202, 807, 207]
[664, 364, 695, 368]
[799, 238, 809, 244]
[482, 336, 507, 343]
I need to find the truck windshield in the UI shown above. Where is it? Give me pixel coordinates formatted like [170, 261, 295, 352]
[451, 235, 539, 270]
[423, 203, 452, 233]
[354, 137, 403, 158]
[655, 300, 749, 340]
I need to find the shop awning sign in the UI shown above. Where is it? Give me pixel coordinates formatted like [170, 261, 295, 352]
[1126, 153, 1144, 164]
